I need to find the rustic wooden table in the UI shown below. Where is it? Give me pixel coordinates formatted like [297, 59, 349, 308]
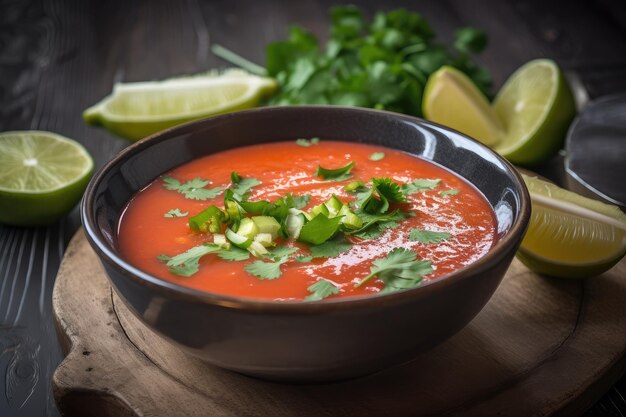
[0, 0, 625, 416]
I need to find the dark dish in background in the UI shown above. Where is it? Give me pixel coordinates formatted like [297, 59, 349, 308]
[81, 106, 530, 381]
[2, 1, 626, 415]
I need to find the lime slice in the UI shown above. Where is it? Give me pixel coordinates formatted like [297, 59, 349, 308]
[423, 66, 503, 146]
[518, 174, 626, 278]
[84, 70, 277, 141]
[493, 59, 576, 165]
[0, 131, 93, 227]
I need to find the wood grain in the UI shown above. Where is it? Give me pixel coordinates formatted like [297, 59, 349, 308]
[52, 229, 626, 417]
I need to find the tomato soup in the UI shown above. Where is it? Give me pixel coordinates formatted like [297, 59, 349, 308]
[117, 140, 496, 301]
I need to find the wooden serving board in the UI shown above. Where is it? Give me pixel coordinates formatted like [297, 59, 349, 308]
[52, 229, 626, 417]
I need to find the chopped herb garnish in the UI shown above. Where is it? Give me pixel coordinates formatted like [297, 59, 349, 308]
[296, 255, 313, 262]
[295, 137, 320, 147]
[408, 229, 452, 243]
[369, 152, 385, 161]
[344, 180, 366, 193]
[310, 236, 353, 258]
[293, 194, 311, 209]
[298, 214, 343, 245]
[164, 208, 188, 218]
[305, 278, 340, 301]
[217, 247, 250, 261]
[244, 256, 288, 280]
[162, 176, 225, 200]
[401, 179, 441, 195]
[158, 244, 221, 276]
[372, 178, 406, 203]
[315, 161, 355, 181]
[355, 248, 433, 293]
[440, 189, 460, 196]
[348, 210, 409, 238]
[266, 246, 299, 260]
[230, 173, 261, 201]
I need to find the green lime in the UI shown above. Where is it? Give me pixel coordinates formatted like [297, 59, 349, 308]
[0, 131, 93, 227]
[83, 70, 277, 141]
[493, 59, 576, 165]
[517, 174, 626, 278]
[422, 66, 503, 146]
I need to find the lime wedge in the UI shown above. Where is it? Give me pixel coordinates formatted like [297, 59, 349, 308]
[423, 66, 503, 146]
[83, 70, 277, 141]
[518, 174, 626, 278]
[493, 59, 576, 165]
[0, 131, 93, 227]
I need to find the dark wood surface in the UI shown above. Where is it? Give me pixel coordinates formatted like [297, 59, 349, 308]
[53, 230, 626, 417]
[1, 0, 625, 416]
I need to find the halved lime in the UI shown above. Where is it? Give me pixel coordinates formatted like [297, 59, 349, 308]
[84, 70, 277, 141]
[493, 59, 576, 165]
[422, 66, 503, 146]
[0, 131, 93, 227]
[518, 174, 626, 278]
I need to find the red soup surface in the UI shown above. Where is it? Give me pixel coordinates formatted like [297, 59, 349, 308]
[118, 141, 497, 301]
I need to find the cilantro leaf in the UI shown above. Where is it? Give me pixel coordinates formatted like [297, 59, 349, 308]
[164, 208, 188, 218]
[355, 248, 433, 293]
[454, 27, 488, 54]
[348, 210, 409, 238]
[408, 229, 452, 244]
[231, 173, 261, 201]
[369, 152, 385, 161]
[293, 194, 311, 209]
[296, 255, 313, 262]
[440, 189, 460, 196]
[372, 178, 406, 203]
[266, 246, 299, 260]
[310, 236, 353, 258]
[162, 175, 225, 201]
[305, 278, 340, 301]
[353, 184, 388, 214]
[158, 244, 221, 277]
[244, 257, 288, 280]
[217, 247, 250, 261]
[315, 161, 355, 181]
[298, 214, 343, 245]
[401, 179, 441, 195]
[296, 137, 320, 147]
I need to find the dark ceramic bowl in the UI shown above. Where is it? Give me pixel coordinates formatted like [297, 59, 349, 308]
[82, 106, 530, 382]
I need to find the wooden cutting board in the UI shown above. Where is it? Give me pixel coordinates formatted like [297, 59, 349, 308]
[52, 229, 626, 417]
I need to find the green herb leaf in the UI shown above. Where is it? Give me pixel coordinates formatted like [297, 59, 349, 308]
[217, 247, 250, 261]
[164, 208, 188, 218]
[315, 161, 355, 181]
[231, 176, 261, 201]
[369, 152, 385, 161]
[244, 257, 288, 280]
[296, 255, 313, 262]
[344, 180, 367, 193]
[348, 210, 409, 238]
[296, 137, 320, 147]
[372, 178, 406, 203]
[158, 244, 221, 277]
[401, 178, 441, 195]
[355, 248, 433, 293]
[454, 27, 488, 54]
[439, 189, 460, 196]
[408, 229, 452, 243]
[298, 214, 344, 245]
[266, 246, 299, 260]
[310, 236, 353, 258]
[162, 176, 225, 201]
[305, 278, 340, 301]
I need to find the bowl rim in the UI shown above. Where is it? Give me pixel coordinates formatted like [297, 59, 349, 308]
[82, 105, 531, 313]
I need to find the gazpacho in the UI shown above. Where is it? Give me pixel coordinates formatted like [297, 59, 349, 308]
[117, 140, 497, 301]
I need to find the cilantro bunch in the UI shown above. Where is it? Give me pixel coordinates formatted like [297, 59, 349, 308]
[263, 6, 491, 114]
